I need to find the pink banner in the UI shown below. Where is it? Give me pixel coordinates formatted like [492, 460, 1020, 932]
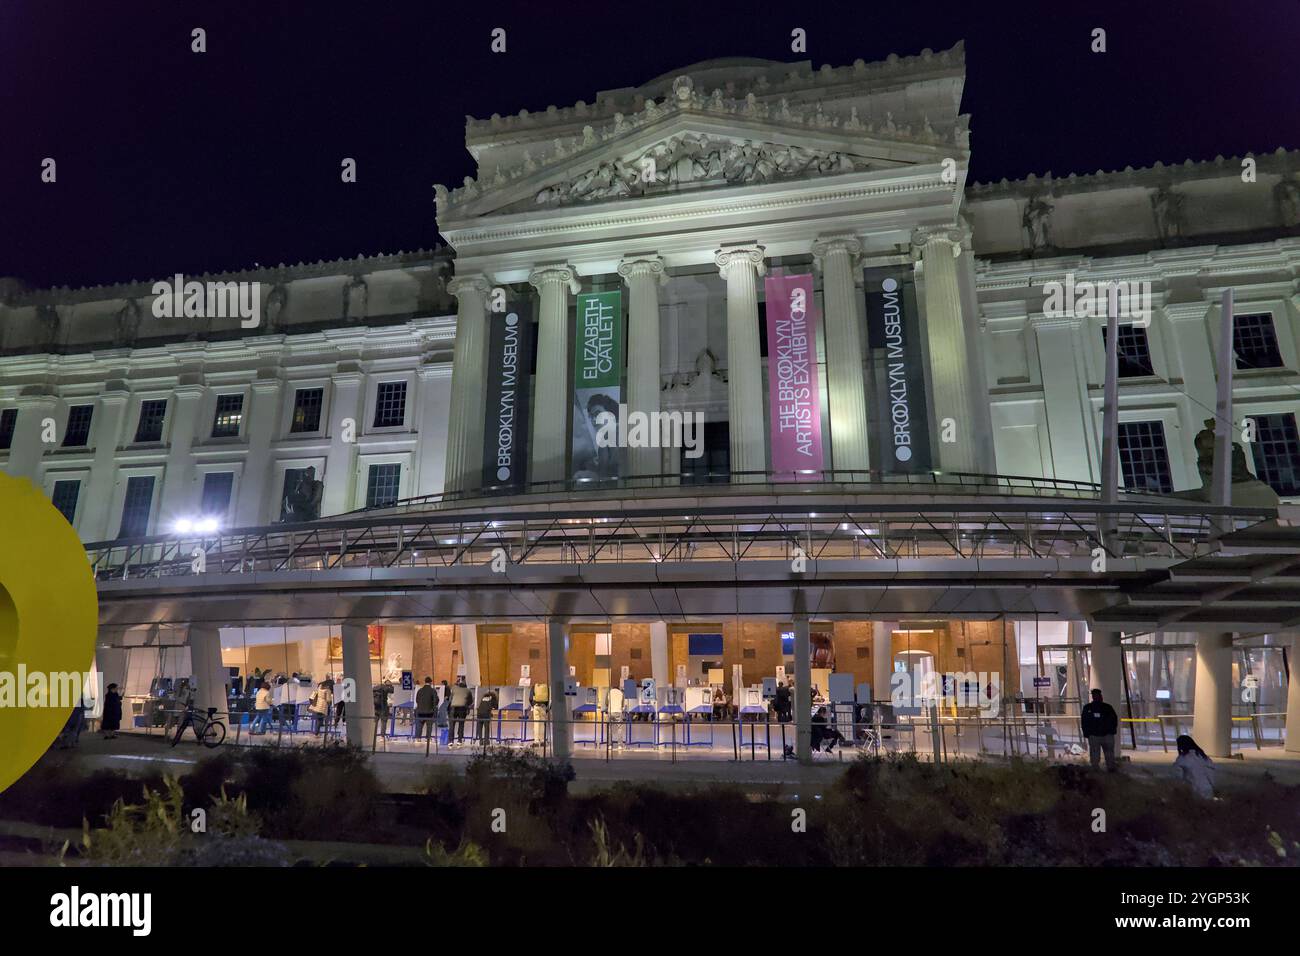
[764, 272, 824, 481]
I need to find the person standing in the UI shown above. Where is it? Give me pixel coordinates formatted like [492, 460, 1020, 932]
[309, 681, 333, 735]
[436, 680, 451, 740]
[1080, 688, 1120, 771]
[373, 679, 394, 737]
[476, 686, 499, 748]
[414, 677, 438, 742]
[251, 681, 275, 735]
[1174, 734, 1216, 798]
[774, 681, 793, 723]
[449, 676, 473, 746]
[101, 684, 123, 740]
[529, 681, 550, 746]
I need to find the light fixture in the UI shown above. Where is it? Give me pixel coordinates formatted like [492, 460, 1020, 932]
[196, 517, 219, 534]
[173, 518, 193, 534]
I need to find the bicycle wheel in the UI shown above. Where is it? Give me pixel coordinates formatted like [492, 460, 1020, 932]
[200, 719, 226, 748]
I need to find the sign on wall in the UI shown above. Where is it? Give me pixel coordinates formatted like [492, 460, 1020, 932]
[570, 290, 624, 482]
[482, 302, 534, 493]
[864, 266, 931, 472]
[764, 272, 824, 481]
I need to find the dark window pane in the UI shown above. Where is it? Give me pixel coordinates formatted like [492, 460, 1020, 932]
[1233, 313, 1284, 370]
[290, 388, 323, 433]
[211, 394, 244, 438]
[135, 399, 167, 442]
[200, 472, 235, 518]
[63, 404, 94, 446]
[1102, 324, 1155, 378]
[279, 467, 311, 520]
[118, 475, 155, 538]
[0, 409, 15, 449]
[51, 479, 80, 524]
[1118, 421, 1173, 494]
[365, 463, 401, 508]
[1251, 413, 1300, 496]
[681, 421, 729, 485]
[373, 381, 407, 428]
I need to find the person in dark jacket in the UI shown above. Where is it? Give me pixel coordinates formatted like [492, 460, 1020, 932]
[774, 682, 793, 722]
[810, 706, 845, 753]
[476, 687, 499, 748]
[1080, 688, 1119, 771]
[101, 684, 123, 739]
[373, 679, 394, 737]
[413, 677, 438, 741]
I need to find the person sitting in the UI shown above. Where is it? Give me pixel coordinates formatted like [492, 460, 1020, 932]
[1174, 734, 1216, 798]
[810, 706, 845, 753]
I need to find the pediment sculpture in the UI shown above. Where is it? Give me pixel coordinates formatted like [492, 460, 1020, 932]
[535, 134, 873, 207]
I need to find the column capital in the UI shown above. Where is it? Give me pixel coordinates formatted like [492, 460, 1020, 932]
[811, 234, 862, 266]
[714, 244, 767, 279]
[447, 273, 493, 300]
[617, 254, 667, 285]
[528, 264, 581, 294]
[910, 226, 966, 261]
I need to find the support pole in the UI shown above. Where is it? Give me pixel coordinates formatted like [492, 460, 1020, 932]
[794, 616, 812, 763]
[547, 619, 572, 761]
[1286, 636, 1300, 754]
[340, 623, 375, 747]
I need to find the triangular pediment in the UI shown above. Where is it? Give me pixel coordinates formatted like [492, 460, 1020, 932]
[438, 105, 964, 223]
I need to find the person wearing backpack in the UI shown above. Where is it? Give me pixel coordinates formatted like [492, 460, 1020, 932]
[414, 677, 438, 742]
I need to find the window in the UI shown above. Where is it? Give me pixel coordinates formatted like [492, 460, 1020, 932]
[199, 472, 235, 519]
[681, 421, 730, 484]
[365, 463, 401, 508]
[118, 475, 155, 538]
[290, 388, 323, 433]
[0, 408, 17, 449]
[373, 381, 407, 428]
[1102, 324, 1155, 378]
[51, 479, 80, 524]
[1251, 413, 1300, 496]
[211, 394, 244, 438]
[62, 404, 94, 447]
[1233, 313, 1284, 370]
[134, 399, 167, 442]
[1117, 421, 1174, 494]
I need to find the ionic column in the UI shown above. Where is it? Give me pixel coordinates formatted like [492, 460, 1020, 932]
[715, 244, 767, 479]
[812, 236, 869, 475]
[912, 227, 977, 473]
[529, 265, 581, 486]
[458, 624, 480, 685]
[340, 622, 376, 747]
[618, 255, 666, 481]
[443, 274, 492, 495]
[1192, 631, 1235, 757]
[158, 381, 205, 530]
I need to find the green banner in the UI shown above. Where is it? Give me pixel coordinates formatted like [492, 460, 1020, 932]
[571, 290, 624, 481]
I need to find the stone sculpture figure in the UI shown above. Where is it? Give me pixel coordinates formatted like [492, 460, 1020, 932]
[1151, 186, 1186, 242]
[1194, 417, 1257, 489]
[36, 304, 60, 349]
[263, 284, 287, 332]
[1022, 195, 1054, 252]
[282, 466, 324, 522]
[342, 275, 368, 323]
[1274, 175, 1300, 227]
[114, 299, 142, 343]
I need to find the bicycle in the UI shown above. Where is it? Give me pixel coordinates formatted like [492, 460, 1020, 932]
[170, 703, 227, 748]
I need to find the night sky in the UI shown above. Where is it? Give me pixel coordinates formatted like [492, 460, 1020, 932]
[2, 0, 1297, 291]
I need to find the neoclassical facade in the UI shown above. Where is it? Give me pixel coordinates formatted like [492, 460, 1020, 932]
[5, 44, 1300, 761]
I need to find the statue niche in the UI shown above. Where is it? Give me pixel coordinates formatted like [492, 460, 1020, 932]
[281, 466, 324, 523]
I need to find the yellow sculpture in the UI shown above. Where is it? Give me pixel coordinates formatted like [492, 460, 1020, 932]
[0, 472, 99, 793]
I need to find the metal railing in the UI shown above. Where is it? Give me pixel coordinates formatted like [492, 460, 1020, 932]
[86, 493, 1275, 583]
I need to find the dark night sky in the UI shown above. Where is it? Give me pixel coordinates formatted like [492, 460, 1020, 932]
[2, 0, 1297, 290]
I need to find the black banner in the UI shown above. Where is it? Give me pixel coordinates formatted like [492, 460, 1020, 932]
[481, 302, 533, 493]
[864, 266, 931, 472]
